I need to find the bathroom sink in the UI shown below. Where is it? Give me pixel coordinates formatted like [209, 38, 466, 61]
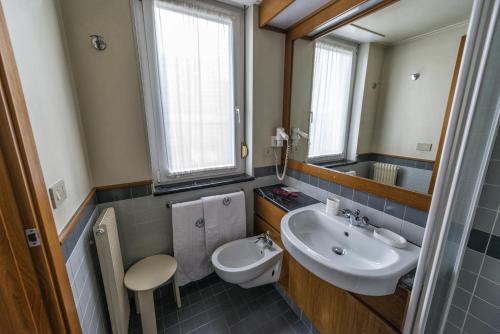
[281, 203, 420, 296]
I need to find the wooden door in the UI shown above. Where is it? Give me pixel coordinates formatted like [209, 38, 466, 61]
[0, 147, 52, 332]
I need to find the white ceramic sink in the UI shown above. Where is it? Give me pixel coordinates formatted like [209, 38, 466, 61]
[281, 203, 420, 296]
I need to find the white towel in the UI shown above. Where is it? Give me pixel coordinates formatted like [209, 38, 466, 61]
[203, 191, 246, 256]
[172, 200, 213, 286]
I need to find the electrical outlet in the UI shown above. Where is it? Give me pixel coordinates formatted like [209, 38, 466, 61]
[49, 180, 67, 209]
[264, 147, 272, 157]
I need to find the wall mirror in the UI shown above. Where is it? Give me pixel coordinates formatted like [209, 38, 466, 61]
[285, 0, 471, 208]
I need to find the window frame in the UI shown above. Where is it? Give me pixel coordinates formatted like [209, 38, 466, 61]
[132, 0, 245, 185]
[307, 37, 358, 164]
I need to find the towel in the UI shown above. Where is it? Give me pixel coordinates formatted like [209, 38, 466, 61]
[202, 191, 246, 255]
[172, 200, 213, 286]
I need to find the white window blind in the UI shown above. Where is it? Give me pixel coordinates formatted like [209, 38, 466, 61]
[134, 0, 244, 183]
[308, 39, 356, 161]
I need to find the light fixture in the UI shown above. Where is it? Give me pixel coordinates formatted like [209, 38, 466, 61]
[410, 73, 421, 81]
[90, 35, 107, 51]
[308, 0, 385, 37]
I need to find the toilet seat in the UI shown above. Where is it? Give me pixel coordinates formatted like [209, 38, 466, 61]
[211, 236, 283, 288]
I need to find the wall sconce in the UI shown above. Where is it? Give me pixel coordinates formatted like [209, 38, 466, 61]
[90, 35, 107, 51]
[410, 73, 421, 81]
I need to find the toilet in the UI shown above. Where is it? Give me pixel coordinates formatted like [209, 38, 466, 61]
[211, 235, 283, 288]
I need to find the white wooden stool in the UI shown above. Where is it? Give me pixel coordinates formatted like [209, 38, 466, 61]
[124, 255, 181, 334]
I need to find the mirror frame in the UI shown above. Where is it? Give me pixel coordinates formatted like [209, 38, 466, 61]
[281, 0, 466, 210]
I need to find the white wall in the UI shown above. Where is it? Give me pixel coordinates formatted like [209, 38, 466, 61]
[372, 24, 467, 160]
[250, 6, 286, 168]
[289, 38, 314, 162]
[356, 43, 385, 155]
[58, 0, 151, 186]
[1, 0, 93, 232]
[58, 2, 284, 185]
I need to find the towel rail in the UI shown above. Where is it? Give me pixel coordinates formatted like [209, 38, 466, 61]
[165, 188, 245, 208]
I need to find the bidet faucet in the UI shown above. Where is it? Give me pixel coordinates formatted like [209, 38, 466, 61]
[255, 231, 274, 248]
[340, 209, 370, 228]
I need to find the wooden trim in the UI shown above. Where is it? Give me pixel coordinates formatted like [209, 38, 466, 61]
[0, 4, 81, 333]
[260, 24, 287, 34]
[96, 179, 152, 190]
[259, 0, 295, 28]
[289, 160, 431, 210]
[58, 189, 96, 243]
[367, 152, 435, 164]
[310, 0, 398, 40]
[428, 35, 466, 194]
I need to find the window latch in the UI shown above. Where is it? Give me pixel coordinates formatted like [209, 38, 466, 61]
[25, 228, 41, 247]
[235, 107, 241, 124]
[241, 143, 248, 158]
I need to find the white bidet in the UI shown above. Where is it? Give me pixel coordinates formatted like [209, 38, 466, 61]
[211, 236, 283, 288]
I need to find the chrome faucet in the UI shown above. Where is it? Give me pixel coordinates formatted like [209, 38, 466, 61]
[255, 231, 274, 248]
[340, 209, 370, 228]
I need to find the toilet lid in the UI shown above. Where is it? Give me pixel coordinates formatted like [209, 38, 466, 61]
[124, 254, 177, 291]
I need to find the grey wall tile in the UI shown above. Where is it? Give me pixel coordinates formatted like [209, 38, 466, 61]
[474, 277, 500, 308]
[443, 322, 461, 334]
[464, 314, 499, 334]
[473, 207, 497, 233]
[340, 185, 354, 199]
[401, 221, 424, 246]
[481, 256, 500, 284]
[468, 296, 500, 330]
[447, 305, 466, 328]
[329, 182, 340, 195]
[404, 207, 428, 227]
[318, 178, 329, 191]
[367, 194, 385, 211]
[479, 185, 500, 211]
[309, 175, 319, 187]
[468, 229, 491, 253]
[452, 287, 472, 310]
[462, 249, 485, 273]
[384, 200, 405, 219]
[457, 269, 478, 292]
[485, 160, 500, 185]
[487, 235, 500, 260]
[353, 190, 368, 205]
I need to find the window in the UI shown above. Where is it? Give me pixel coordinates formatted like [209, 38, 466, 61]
[308, 39, 356, 162]
[134, 0, 244, 184]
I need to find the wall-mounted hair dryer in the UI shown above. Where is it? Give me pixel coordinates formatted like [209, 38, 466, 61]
[271, 127, 289, 147]
[292, 127, 309, 147]
[270, 128, 290, 181]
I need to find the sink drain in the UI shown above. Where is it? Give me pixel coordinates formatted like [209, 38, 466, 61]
[332, 246, 346, 255]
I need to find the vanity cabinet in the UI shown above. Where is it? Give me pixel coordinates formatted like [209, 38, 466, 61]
[253, 194, 410, 334]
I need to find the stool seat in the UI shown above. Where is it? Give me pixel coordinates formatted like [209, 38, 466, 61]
[124, 254, 181, 334]
[124, 254, 177, 292]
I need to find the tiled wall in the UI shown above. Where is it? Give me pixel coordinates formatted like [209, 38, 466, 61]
[98, 175, 278, 269]
[446, 135, 500, 334]
[285, 167, 428, 246]
[64, 207, 108, 334]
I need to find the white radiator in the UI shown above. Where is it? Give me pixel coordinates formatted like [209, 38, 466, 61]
[372, 162, 399, 186]
[93, 208, 129, 334]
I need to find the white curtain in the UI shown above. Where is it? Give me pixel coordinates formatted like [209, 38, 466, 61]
[308, 39, 355, 160]
[154, 0, 236, 176]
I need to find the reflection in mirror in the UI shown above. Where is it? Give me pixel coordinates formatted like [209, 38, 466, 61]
[289, 0, 472, 194]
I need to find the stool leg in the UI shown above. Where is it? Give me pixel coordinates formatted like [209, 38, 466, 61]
[134, 291, 140, 314]
[136, 289, 157, 334]
[173, 273, 181, 308]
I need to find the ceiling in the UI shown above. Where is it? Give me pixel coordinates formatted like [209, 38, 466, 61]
[331, 0, 473, 44]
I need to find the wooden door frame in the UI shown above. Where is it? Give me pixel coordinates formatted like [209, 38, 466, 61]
[0, 3, 81, 334]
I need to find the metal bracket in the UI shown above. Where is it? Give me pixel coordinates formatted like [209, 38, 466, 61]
[25, 228, 41, 247]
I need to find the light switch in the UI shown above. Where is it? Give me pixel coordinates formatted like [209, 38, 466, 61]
[49, 180, 67, 209]
[416, 143, 432, 152]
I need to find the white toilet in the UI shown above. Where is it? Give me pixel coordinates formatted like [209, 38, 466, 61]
[211, 235, 283, 288]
